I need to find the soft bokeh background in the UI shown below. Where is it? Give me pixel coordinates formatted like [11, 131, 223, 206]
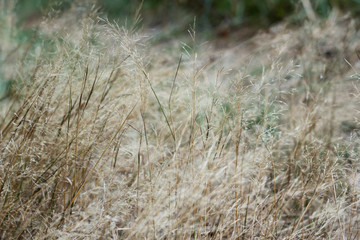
[12, 0, 360, 29]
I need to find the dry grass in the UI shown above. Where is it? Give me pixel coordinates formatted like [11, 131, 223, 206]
[1, 4, 360, 239]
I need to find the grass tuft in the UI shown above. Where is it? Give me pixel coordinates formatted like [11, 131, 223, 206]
[1, 4, 360, 239]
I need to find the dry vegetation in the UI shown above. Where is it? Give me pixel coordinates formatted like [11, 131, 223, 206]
[1, 4, 360, 239]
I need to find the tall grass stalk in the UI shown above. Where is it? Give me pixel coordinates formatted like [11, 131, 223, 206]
[1, 4, 360, 239]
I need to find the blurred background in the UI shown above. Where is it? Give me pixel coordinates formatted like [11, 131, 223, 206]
[11, 0, 360, 31]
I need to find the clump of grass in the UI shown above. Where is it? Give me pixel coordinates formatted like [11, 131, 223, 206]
[1, 4, 360, 239]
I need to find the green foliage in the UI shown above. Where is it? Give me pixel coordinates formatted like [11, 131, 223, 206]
[96, 0, 138, 19]
[14, 0, 73, 23]
[10, 0, 360, 28]
[180, 0, 360, 27]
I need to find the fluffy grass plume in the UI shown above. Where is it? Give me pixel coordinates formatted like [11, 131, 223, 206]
[1, 3, 360, 239]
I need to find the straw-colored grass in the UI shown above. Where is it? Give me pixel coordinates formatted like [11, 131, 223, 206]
[1, 4, 360, 239]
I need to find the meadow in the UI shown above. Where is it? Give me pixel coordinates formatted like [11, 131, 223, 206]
[1, 1, 360, 239]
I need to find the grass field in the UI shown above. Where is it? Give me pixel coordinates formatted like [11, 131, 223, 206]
[1, 1, 360, 239]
